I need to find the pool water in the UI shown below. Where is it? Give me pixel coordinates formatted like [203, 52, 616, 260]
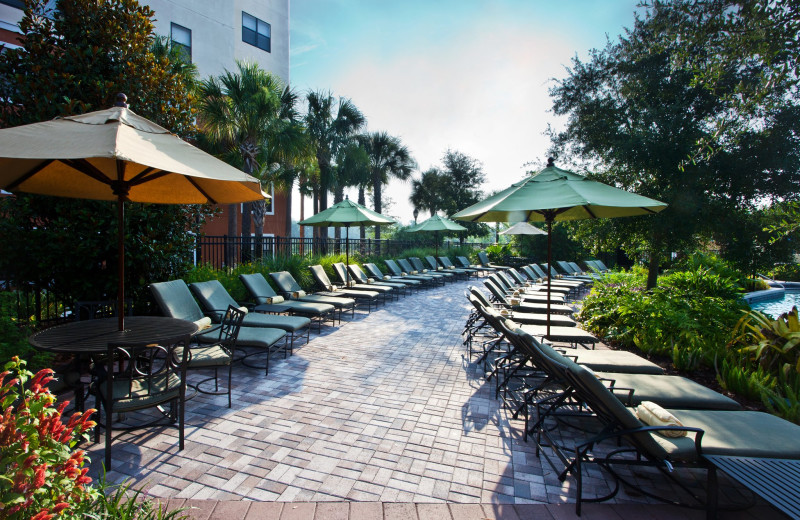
[750, 290, 800, 317]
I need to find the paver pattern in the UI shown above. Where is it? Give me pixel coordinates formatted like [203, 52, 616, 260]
[82, 278, 774, 518]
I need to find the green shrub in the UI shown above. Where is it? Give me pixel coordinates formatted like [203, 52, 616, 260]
[485, 243, 513, 264]
[716, 356, 776, 401]
[768, 263, 800, 282]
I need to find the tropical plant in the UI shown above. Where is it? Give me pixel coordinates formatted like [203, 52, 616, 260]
[304, 91, 366, 240]
[729, 307, 800, 378]
[358, 132, 416, 240]
[198, 61, 285, 263]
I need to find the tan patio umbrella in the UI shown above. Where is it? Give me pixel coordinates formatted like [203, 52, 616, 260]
[406, 214, 467, 256]
[453, 158, 667, 335]
[0, 94, 268, 330]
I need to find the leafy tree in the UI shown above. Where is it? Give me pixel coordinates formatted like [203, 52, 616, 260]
[304, 91, 366, 240]
[410, 168, 447, 217]
[335, 141, 371, 239]
[358, 131, 416, 240]
[438, 150, 488, 243]
[198, 61, 284, 263]
[0, 0, 212, 311]
[549, 1, 800, 288]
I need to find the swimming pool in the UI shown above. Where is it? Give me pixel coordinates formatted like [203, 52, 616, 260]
[749, 290, 800, 317]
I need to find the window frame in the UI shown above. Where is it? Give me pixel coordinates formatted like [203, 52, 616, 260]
[170, 22, 192, 62]
[242, 11, 271, 53]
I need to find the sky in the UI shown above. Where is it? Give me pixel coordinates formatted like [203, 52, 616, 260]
[289, 0, 642, 226]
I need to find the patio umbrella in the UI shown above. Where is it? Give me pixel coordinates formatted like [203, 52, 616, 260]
[0, 94, 268, 330]
[406, 214, 467, 256]
[299, 196, 395, 283]
[499, 222, 547, 236]
[452, 158, 667, 335]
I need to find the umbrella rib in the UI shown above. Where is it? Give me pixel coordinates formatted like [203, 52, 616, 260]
[5, 159, 54, 190]
[185, 177, 218, 204]
[583, 205, 598, 219]
[127, 167, 162, 185]
[62, 158, 114, 186]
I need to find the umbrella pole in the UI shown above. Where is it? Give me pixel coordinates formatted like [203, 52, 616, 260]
[345, 226, 349, 285]
[117, 197, 125, 331]
[546, 216, 552, 337]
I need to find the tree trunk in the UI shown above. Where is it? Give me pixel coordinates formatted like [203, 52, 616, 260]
[373, 174, 382, 240]
[226, 203, 238, 267]
[252, 199, 266, 260]
[646, 249, 660, 289]
[333, 186, 344, 240]
[284, 181, 293, 237]
[358, 186, 366, 240]
[241, 201, 252, 263]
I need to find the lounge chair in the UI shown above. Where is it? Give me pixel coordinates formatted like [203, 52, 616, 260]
[363, 263, 422, 292]
[332, 262, 397, 301]
[424, 255, 470, 280]
[541, 339, 800, 516]
[558, 261, 599, 281]
[383, 259, 436, 286]
[149, 280, 287, 375]
[498, 269, 573, 297]
[349, 263, 408, 296]
[397, 258, 446, 286]
[269, 271, 356, 320]
[189, 279, 311, 350]
[455, 256, 491, 276]
[239, 273, 336, 329]
[487, 274, 567, 304]
[309, 264, 381, 312]
[478, 251, 509, 269]
[523, 264, 582, 289]
[469, 286, 576, 327]
[438, 256, 480, 278]
[410, 257, 456, 282]
[484, 279, 575, 315]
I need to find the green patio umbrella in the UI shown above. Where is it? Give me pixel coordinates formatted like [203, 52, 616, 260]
[299, 196, 395, 283]
[406, 214, 467, 256]
[498, 222, 547, 236]
[452, 158, 667, 335]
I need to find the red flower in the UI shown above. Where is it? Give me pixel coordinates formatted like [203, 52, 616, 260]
[51, 502, 70, 514]
[33, 463, 47, 488]
[31, 509, 54, 520]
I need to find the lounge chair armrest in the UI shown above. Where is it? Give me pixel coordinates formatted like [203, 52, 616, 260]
[580, 424, 707, 461]
[609, 386, 636, 406]
[192, 324, 222, 339]
[236, 301, 256, 310]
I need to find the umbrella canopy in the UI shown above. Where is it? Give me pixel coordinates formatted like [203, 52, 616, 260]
[0, 96, 268, 330]
[499, 222, 546, 236]
[406, 214, 467, 256]
[453, 158, 667, 334]
[299, 197, 395, 282]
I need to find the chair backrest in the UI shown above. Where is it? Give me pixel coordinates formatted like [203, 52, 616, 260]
[188, 280, 238, 322]
[568, 262, 585, 274]
[331, 262, 350, 284]
[424, 256, 440, 270]
[595, 259, 610, 271]
[73, 299, 133, 321]
[270, 271, 303, 295]
[309, 265, 335, 291]
[397, 258, 416, 273]
[507, 268, 526, 285]
[215, 305, 246, 355]
[384, 259, 403, 276]
[438, 256, 455, 268]
[521, 265, 540, 281]
[456, 256, 471, 268]
[149, 280, 206, 322]
[409, 257, 427, 271]
[239, 273, 278, 305]
[364, 263, 384, 279]
[483, 279, 509, 304]
[528, 264, 548, 279]
[105, 332, 192, 411]
[490, 273, 513, 292]
[541, 263, 560, 278]
[468, 286, 492, 308]
[556, 261, 576, 275]
[478, 251, 491, 266]
[348, 264, 369, 283]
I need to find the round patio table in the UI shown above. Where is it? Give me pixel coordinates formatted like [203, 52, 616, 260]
[29, 316, 198, 354]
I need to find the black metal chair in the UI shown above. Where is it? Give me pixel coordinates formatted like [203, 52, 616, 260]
[96, 332, 192, 469]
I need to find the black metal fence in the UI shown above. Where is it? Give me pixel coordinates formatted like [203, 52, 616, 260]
[194, 235, 489, 270]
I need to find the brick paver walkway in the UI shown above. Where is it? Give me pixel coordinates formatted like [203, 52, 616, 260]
[83, 278, 779, 519]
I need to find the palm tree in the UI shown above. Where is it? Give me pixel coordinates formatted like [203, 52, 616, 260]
[304, 90, 366, 241]
[198, 61, 283, 263]
[335, 140, 371, 239]
[359, 131, 416, 240]
[410, 167, 446, 217]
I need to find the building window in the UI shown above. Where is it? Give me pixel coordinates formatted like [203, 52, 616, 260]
[242, 11, 270, 52]
[170, 23, 191, 62]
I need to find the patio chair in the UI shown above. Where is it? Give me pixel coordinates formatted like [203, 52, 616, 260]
[189, 279, 310, 350]
[239, 273, 336, 330]
[348, 263, 408, 297]
[455, 255, 490, 276]
[487, 274, 567, 304]
[97, 332, 192, 469]
[542, 341, 800, 516]
[268, 271, 356, 321]
[478, 251, 509, 269]
[496, 270, 573, 297]
[439, 256, 481, 278]
[410, 257, 456, 282]
[331, 262, 395, 302]
[149, 280, 288, 375]
[484, 279, 575, 315]
[308, 264, 381, 312]
[469, 286, 576, 327]
[395, 258, 446, 286]
[363, 263, 422, 292]
[557, 261, 598, 281]
[183, 305, 245, 408]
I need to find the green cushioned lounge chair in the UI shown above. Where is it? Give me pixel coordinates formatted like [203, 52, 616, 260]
[268, 271, 356, 320]
[308, 265, 380, 312]
[364, 263, 422, 292]
[439, 256, 481, 278]
[469, 287, 576, 327]
[484, 279, 575, 315]
[424, 255, 469, 280]
[331, 262, 395, 302]
[348, 263, 408, 297]
[239, 273, 337, 330]
[410, 257, 455, 281]
[391, 259, 443, 286]
[478, 251, 509, 270]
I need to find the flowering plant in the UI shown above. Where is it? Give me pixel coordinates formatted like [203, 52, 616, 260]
[0, 356, 97, 520]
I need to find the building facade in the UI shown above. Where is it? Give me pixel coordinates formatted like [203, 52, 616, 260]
[0, 0, 291, 240]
